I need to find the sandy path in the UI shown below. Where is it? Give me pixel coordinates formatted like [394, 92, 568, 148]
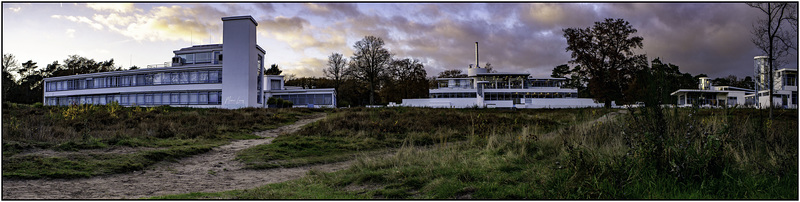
[2, 113, 348, 199]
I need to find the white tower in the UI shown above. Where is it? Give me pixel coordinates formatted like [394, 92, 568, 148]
[221, 16, 262, 109]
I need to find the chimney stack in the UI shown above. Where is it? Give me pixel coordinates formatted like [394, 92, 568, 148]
[475, 42, 479, 68]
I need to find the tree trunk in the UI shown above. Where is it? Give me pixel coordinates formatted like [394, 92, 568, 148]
[604, 98, 612, 109]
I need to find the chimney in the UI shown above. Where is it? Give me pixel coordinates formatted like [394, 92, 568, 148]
[475, 42, 479, 68]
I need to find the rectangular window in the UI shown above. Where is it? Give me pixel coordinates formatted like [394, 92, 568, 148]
[213, 51, 221, 64]
[180, 72, 189, 84]
[153, 73, 162, 85]
[271, 80, 281, 90]
[120, 94, 129, 105]
[145, 94, 153, 105]
[171, 93, 179, 104]
[209, 92, 220, 104]
[179, 54, 195, 64]
[121, 76, 130, 86]
[195, 52, 212, 63]
[189, 92, 199, 104]
[199, 71, 209, 83]
[162, 93, 170, 105]
[210, 71, 219, 83]
[136, 75, 145, 86]
[180, 93, 189, 105]
[171, 73, 180, 84]
[146, 74, 154, 85]
[136, 94, 145, 105]
[199, 92, 209, 105]
[189, 71, 198, 83]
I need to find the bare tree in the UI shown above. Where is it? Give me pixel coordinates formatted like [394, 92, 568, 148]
[748, 3, 798, 119]
[347, 36, 392, 105]
[324, 52, 347, 107]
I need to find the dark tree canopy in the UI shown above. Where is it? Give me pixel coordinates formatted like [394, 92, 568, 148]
[380, 58, 428, 103]
[2, 54, 119, 104]
[347, 36, 392, 105]
[265, 64, 282, 75]
[437, 69, 467, 78]
[563, 18, 646, 108]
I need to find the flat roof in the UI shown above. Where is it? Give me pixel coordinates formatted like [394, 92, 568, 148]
[475, 72, 530, 76]
[670, 89, 730, 96]
[222, 15, 258, 26]
[435, 77, 471, 80]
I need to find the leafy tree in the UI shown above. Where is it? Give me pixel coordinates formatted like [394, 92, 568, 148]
[324, 53, 347, 107]
[437, 69, 467, 78]
[265, 64, 282, 75]
[347, 36, 392, 105]
[550, 64, 590, 97]
[381, 58, 428, 103]
[563, 18, 646, 108]
[747, 3, 797, 118]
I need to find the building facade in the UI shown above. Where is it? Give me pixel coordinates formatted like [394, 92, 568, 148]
[670, 56, 796, 109]
[401, 42, 606, 109]
[43, 15, 335, 109]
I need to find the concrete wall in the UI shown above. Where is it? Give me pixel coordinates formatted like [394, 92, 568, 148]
[221, 16, 259, 109]
[401, 98, 480, 108]
[520, 98, 604, 108]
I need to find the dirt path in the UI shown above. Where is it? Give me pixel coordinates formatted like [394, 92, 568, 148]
[2, 113, 349, 199]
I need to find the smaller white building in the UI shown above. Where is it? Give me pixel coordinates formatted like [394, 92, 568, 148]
[262, 75, 336, 108]
[671, 77, 754, 107]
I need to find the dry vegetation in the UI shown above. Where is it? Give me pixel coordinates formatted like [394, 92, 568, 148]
[2, 102, 321, 178]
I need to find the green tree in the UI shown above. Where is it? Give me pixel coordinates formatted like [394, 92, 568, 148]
[381, 58, 428, 103]
[347, 36, 392, 105]
[265, 64, 282, 75]
[563, 18, 646, 108]
[550, 64, 590, 97]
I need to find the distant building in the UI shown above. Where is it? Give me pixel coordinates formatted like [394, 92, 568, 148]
[43, 15, 335, 109]
[401, 42, 607, 108]
[670, 56, 796, 109]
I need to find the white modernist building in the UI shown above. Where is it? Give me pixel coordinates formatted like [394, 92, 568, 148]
[401, 42, 606, 109]
[671, 77, 755, 107]
[43, 15, 335, 109]
[670, 56, 796, 109]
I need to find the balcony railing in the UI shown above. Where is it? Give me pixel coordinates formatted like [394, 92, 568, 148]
[146, 62, 172, 68]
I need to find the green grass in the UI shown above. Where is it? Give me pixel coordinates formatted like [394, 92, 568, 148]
[2, 102, 325, 179]
[157, 107, 797, 199]
[236, 107, 612, 169]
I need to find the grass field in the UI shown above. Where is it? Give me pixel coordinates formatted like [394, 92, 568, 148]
[1, 102, 322, 179]
[3, 103, 796, 199]
[155, 107, 797, 199]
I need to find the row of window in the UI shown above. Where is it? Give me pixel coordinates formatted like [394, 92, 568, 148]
[45, 91, 222, 106]
[176, 51, 220, 65]
[273, 93, 334, 106]
[484, 92, 578, 100]
[431, 92, 477, 98]
[46, 70, 222, 92]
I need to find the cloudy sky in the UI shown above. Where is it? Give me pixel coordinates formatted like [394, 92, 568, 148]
[2, 3, 797, 79]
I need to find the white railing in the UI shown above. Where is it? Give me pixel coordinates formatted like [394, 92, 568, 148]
[146, 62, 172, 68]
